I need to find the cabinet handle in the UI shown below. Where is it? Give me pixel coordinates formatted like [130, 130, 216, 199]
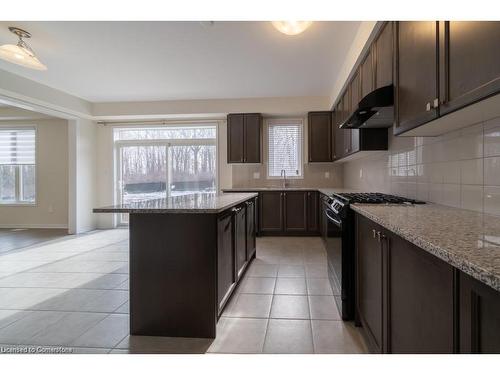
[433, 98, 439, 108]
[377, 231, 381, 242]
[372, 229, 376, 239]
[425, 102, 431, 112]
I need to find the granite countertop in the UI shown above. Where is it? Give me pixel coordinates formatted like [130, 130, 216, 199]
[93, 192, 258, 214]
[350, 203, 500, 292]
[222, 187, 359, 196]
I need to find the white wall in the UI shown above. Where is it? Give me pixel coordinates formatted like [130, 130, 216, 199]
[68, 119, 98, 233]
[0, 118, 68, 228]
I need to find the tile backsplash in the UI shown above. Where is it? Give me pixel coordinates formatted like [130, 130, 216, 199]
[343, 116, 500, 216]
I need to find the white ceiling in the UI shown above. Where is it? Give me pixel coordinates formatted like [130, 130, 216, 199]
[0, 21, 361, 103]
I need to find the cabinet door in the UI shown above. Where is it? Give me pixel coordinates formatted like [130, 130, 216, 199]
[246, 200, 256, 259]
[375, 22, 393, 89]
[395, 21, 439, 135]
[361, 47, 374, 100]
[459, 272, 500, 353]
[388, 233, 454, 353]
[440, 21, 500, 115]
[259, 192, 283, 233]
[308, 112, 332, 162]
[244, 114, 261, 163]
[284, 192, 307, 232]
[306, 191, 319, 233]
[350, 71, 361, 115]
[217, 214, 234, 307]
[227, 114, 245, 163]
[333, 106, 345, 161]
[356, 214, 384, 353]
[235, 206, 247, 277]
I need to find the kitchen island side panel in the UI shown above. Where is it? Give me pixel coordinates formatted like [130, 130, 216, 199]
[129, 213, 217, 338]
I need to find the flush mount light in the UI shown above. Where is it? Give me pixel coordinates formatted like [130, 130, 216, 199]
[271, 21, 313, 35]
[0, 27, 47, 70]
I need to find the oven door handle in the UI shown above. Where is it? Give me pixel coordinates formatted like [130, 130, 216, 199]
[325, 210, 342, 227]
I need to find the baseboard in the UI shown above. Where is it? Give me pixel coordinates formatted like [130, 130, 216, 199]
[0, 224, 68, 229]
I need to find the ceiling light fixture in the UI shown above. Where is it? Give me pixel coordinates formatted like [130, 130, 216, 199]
[271, 21, 313, 36]
[0, 27, 47, 70]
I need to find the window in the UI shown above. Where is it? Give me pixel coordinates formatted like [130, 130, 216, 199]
[0, 127, 36, 204]
[267, 120, 303, 178]
[114, 124, 217, 224]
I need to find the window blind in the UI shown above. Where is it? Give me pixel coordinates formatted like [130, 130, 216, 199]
[268, 121, 303, 177]
[0, 128, 36, 165]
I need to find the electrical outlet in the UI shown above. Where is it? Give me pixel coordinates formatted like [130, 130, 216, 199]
[48, 204, 54, 213]
[359, 168, 363, 179]
[253, 172, 260, 179]
[324, 172, 330, 179]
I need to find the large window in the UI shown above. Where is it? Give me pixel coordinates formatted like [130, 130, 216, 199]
[114, 124, 217, 223]
[0, 127, 36, 204]
[267, 120, 303, 178]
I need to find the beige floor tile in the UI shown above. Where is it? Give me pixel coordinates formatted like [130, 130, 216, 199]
[305, 263, 328, 278]
[306, 278, 333, 295]
[270, 295, 310, 319]
[263, 319, 313, 354]
[238, 277, 275, 294]
[309, 295, 341, 320]
[248, 264, 278, 277]
[114, 301, 129, 314]
[278, 265, 305, 277]
[0, 309, 31, 330]
[274, 278, 307, 295]
[71, 314, 129, 348]
[116, 335, 212, 354]
[0, 311, 67, 344]
[311, 320, 367, 353]
[208, 317, 267, 353]
[0, 287, 67, 310]
[223, 293, 272, 318]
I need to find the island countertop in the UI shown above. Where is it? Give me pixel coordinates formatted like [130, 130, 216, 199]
[351, 203, 500, 292]
[93, 192, 258, 214]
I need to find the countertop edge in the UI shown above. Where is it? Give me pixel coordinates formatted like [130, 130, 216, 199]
[93, 193, 258, 214]
[350, 204, 500, 292]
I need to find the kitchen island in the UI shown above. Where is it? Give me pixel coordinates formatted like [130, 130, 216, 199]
[94, 192, 258, 339]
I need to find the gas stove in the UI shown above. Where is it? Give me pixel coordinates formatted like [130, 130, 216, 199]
[333, 192, 425, 205]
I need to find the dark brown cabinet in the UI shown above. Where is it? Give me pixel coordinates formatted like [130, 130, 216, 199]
[259, 191, 284, 233]
[227, 113, 262, 163]
[375, 21, 393, 89]
[356, 213, 455, 354]
[459, 272, 500, 353]
[387, 233, 454, 354]
[439, 21, 500, 116]
[234, 205, 247, 278]
[307, 191, 319, 232]
[360, 47, 374, 99]
[394, 21, 439, 135]
[245, 200, 256, 259]
[217, 213, 235, 309]
[356, 214, 384, 353]
[284, 191, 307, 232]
[308, 111, 332, 162]
[259, 190, 319, 235]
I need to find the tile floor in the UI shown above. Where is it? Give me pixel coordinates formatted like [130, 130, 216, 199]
[0, 230, 367, 354]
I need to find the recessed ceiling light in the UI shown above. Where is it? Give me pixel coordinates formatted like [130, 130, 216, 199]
[0, 27, 47, 70]
[271, 21, 313, 36]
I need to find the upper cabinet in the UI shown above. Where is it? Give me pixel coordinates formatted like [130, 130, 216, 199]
[394, 21, 439, 134]
[439, 21, 500, 116]
[375, 21, 393, 90]
[227, 113, 262, 163]
[394, 21, 500, 136]
[308, 111, 333, 162]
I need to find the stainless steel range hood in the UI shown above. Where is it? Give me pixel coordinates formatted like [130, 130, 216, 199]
[340, 85, 394, 129]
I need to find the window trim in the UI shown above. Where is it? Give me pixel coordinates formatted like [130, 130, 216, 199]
[0, 124, 38, 206]
[266, 118, 304, 180]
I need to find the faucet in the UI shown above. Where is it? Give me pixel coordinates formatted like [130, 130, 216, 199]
[280, 169, 287, 189]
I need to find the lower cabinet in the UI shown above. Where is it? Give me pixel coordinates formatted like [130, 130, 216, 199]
[356, 212, 500, 354]
[217, 213, 235, 309]
[217, 198, 257, 314]
[459, 272, 500, 353]
[259, 191, 319, 235]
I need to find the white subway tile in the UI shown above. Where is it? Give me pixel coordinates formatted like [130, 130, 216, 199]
[461, 185, 483, 212]
[460, 158, 483, 185]
[484, 157, 500, 186]
[484, 186, 500, 217]
[484, 117, 500, 157]
[441, 184, 461, 208]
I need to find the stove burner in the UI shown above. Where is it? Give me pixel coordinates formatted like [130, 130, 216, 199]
[334, 192, 425, 205]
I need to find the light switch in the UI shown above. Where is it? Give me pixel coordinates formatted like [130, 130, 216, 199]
[324, 172, 330, 179]
[253, 172, 260, 179]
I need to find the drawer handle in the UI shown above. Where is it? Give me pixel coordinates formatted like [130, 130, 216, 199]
[426, 102, 431, 112]
[372, 229, 376, 239]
